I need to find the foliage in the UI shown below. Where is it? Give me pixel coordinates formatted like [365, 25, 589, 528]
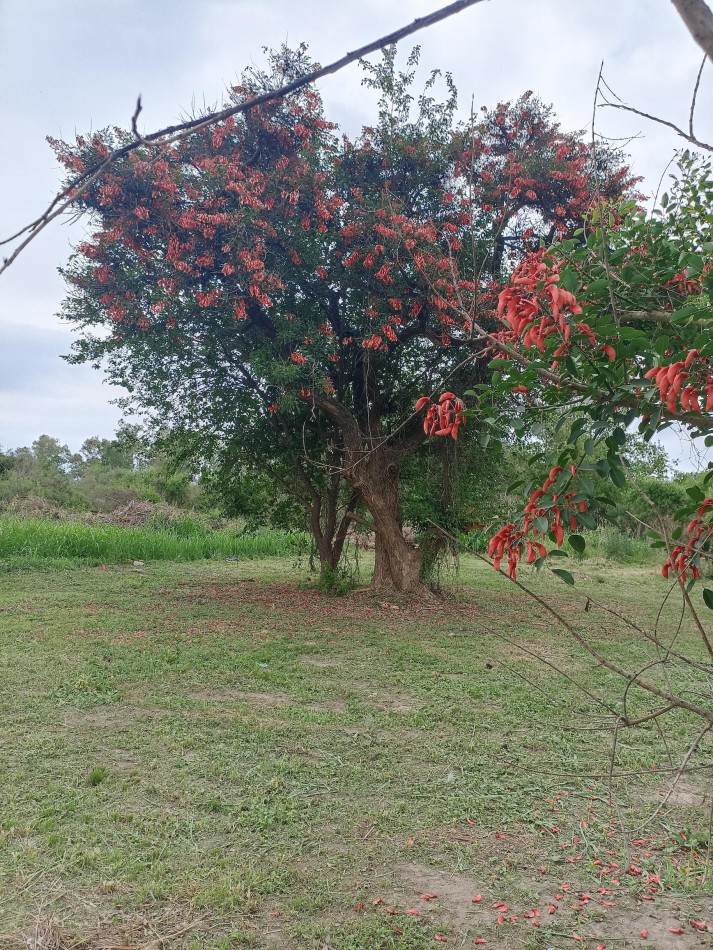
[0, 428, 204, 514]
[443, 152, 713, 591]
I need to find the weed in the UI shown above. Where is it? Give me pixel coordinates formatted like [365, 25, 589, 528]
[87, 766, 108, 786]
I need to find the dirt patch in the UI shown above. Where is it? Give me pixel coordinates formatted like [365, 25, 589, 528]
[645, 776, 711, 808]
[61, 706, 162, 730]
[173, 580, 473, 629]
[370, 694, 424, 713]
[585, 898, 713, 949]
[300, 656, 344, 668]
[306, 699, 347, 713]
[392, 862, 491, 931]
[186, 689, 290, 706]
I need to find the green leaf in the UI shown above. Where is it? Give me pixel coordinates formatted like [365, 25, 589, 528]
[568, 534, 586, 554]
[548, 549, 569, 558]
[551, 568, 575, 586]
[703, 589, 713, 610]
[586, 278, 609, 294]
[609, 467, 627, 489]
[559, 269, 579, 293]
[577, 512, 597, 530]
[670, 302, 707, 324]
[686, 485, 705, 503]
[534, 516, 549, 536]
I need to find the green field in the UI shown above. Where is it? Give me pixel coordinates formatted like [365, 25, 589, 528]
[0, 553, 711, 949]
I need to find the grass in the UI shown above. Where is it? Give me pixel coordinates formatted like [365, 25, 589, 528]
[0, 554, 711, 948]
[0, 516, 307, 566]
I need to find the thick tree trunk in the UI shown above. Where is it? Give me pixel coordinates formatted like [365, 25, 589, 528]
[298, 394, 426, 593]
[356, 452, 423, 592]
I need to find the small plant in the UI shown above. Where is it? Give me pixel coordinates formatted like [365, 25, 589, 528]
[87, 766, 108, 787]
[315, 564, 356, 595]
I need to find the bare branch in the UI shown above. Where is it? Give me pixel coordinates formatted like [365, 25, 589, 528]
[689, 54, 707, 138]
[633, 721, 712, 828]
[599, 99, 713, 153]
[427, 520, 713, 726]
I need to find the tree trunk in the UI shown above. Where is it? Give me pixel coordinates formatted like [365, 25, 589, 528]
[298, 394, 426, 593]
[355, 451, 423, 592]
[296, 461, 357, 578]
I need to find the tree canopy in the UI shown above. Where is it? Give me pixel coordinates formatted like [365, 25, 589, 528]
[55, 45, 638, 589]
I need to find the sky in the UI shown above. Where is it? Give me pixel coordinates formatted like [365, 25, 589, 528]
[0, 0, 711, 467]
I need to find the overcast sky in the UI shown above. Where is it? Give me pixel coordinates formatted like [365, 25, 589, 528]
[1, 0, 711, 466]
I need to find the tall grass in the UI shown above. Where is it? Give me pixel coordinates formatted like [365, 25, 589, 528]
[0, 517, 306, 564]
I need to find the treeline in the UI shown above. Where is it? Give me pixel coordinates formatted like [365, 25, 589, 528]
[0, 423, 701, 545]
[0, 426, 202, 515]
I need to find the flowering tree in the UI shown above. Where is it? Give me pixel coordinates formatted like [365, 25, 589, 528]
[470, 153, 713, 590]
[56, 46, 636, 590]
[414, 151, 713, 745]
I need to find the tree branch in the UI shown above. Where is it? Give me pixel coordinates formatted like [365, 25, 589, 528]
[599, 99, 713, 153]
[672, 0, 713, 60]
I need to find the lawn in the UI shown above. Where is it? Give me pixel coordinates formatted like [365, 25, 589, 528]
[0, 554, 711, 949]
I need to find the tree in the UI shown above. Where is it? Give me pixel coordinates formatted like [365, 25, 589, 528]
[406, 150, 713, 743]
[468, 150, 713, 584]
[55, 46, 636, 590]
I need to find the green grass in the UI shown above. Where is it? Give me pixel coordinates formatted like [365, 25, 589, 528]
[0, 516, 307, 566]
[0, 555, 711, 949]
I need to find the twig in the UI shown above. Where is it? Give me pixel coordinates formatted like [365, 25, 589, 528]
[426, 519, 713, 725]
[599, 100, 713, 153]
[689, 54, 707, 139]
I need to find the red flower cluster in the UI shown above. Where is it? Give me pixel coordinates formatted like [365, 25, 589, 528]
[497, 251, 614, 368]
[662, 498, 713, 582]
[415, 392, 466, 440]
[498, 252, 582, 351]
[644, 351, 713, 415]
[488, 466, 588, 580]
